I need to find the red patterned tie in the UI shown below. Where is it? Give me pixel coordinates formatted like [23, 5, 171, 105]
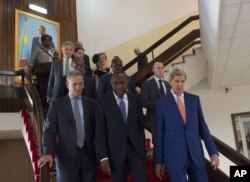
[177, 95, 186, 123]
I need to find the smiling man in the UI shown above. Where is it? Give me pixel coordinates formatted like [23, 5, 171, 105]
[154, 66, 219, 182]
[95, 72, 147, 182]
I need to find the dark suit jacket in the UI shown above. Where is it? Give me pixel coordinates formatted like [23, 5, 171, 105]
[83, 54, 93, 77]
[95, 93, 145, 166]
[155, 92, 218, 171]
[42, 96, 96, 170]
[55, 75, 97, 99]
[140, 78, 170, 129]
[97, 73, 137, 97]
[137, 53, 148, 70]
[47, 59, 63, 99]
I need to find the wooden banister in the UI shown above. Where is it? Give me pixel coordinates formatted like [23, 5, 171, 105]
[123, 15, 199, 71]
[131, 30, 200, 86]
[212, 135, 250, 166]
[0, 70, 25, 85]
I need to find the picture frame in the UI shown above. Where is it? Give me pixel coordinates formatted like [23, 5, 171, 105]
[231, 112, 250, 159]
[15, 9, 60, 71]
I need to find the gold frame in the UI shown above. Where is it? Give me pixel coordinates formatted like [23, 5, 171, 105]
[15, 9, 60, 75]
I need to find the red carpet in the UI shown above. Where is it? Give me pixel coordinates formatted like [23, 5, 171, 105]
[97, 139, 170, 182]
[20, 109, 169, 182]
[97, 159, 169, 182]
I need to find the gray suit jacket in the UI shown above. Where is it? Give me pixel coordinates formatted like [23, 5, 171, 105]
[140, 78, 170, 129]
[42, 96, 96, 170]
[47, 59, 63, 99]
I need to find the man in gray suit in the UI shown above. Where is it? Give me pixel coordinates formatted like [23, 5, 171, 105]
[95, 73, 147, 182]
[140, 61, 170, 141]
[38, 70, 97, 182]
[46, 41, 74, 102]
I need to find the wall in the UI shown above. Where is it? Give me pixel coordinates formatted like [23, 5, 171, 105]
[190, 80, 250, 149]
[76, 0, 198, 57]
[0, 0, 78, 86]
[189, 80, 250, 175]
[0, 139, 34, 182]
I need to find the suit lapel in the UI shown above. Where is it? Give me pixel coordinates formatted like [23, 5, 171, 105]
[82, 97, 89, 138]
[163, 80, 170, 95]
[65, 96, 75, 123]
[183, 92, 190, 124]
[127, 93, 133, 125]
[151, 78, 161, 97]
[169, 93, 186, 125]
[109, 94, 125, 125]
[59, 59, 63, 76]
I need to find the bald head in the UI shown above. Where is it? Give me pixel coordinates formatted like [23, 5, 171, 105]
[152, 61, 164, 78]
[134, 48, 141, 56]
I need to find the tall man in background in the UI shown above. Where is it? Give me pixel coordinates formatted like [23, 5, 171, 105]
[47, 41, 74, 102]
[155, 66, 219, 182]
[134, 47, 148, 70]
[141, 61, 170, 141]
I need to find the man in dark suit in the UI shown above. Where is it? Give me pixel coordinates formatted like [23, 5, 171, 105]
[134, 47, 148, 70]
[38, 70, 97, 182]
[75, 41, 92, 77]
[155, 66, 219, 182]
[95, 73, 147, 182]
[97, 56, 136, 97]
[141, 61, 170, 140]
[55, 56, 97, 99]
[47, 41, 74, 102]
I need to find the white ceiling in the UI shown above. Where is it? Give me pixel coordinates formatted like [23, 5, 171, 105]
[199, 0, 250, 88]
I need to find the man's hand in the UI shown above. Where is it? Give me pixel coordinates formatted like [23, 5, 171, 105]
[210, 154, 219, 170]
[155, 164, 165, 181]
[47, 97, 52, 104]
[38, 155, 53, 168]
[100, 159, 111, 175]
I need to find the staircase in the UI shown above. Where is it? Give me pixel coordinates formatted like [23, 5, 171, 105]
[2, 13, 250, 181]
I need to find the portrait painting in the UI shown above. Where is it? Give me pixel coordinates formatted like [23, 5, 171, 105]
[15, 9, 60, 70]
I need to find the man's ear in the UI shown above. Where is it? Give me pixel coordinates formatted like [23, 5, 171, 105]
[66, 81, 69, 89]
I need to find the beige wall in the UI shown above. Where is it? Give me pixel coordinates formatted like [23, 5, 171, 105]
[0, 139, 34, 182]
[105, 12, 199, 75]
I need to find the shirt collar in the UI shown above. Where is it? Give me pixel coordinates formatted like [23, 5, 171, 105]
[171, 90, 184, 99]
[113, 92, 128, 100]
[64, 57, 72, 61]
[69, 94, 82, 100]
[153, 76, 164, 82]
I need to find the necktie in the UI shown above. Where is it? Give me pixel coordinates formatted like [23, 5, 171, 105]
[73, 97, 85, 147]
[177, 95, 186, 123]
[159, 79, 165, 97]
[65, 59, 70, 76]
[119, 97, 127, 124]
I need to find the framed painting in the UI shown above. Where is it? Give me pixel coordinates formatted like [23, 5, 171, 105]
[231, 112, 250, 159]
[15, 9, 60, 71]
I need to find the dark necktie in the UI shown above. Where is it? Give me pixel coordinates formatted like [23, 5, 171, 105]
[119, 97, 127, 124]
[159, 79, 165, 97]
[73, 97, 85, 148]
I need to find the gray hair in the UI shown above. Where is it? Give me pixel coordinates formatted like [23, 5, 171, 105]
[66, 70, 83, 81]
[62, 41, 74, 49]
[168, 66, 187, 82]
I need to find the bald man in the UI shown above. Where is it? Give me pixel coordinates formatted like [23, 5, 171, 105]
[140, 61, 170, 140]
[134, 47, 148, 70]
